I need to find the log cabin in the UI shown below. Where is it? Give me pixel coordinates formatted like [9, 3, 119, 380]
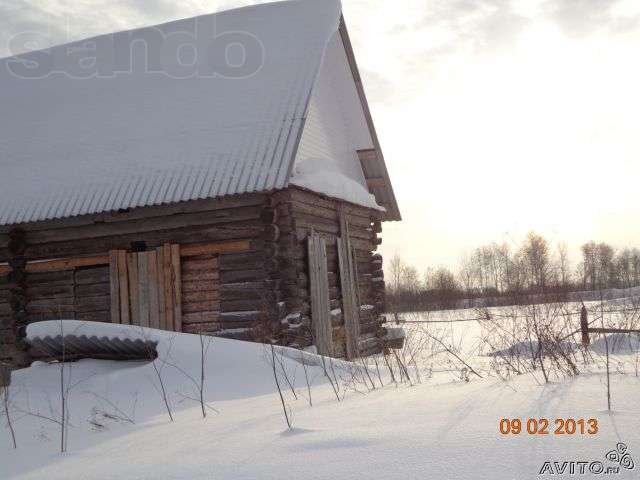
[0, 0, 401, 372]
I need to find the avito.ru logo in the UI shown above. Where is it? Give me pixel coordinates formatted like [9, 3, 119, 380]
[539, 443, 635, 476]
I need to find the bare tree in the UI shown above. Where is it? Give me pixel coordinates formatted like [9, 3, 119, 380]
[458, 253, 476, 294]
[423, 330, 483, 379]
[402, 265, 421, 295]
[521, 232, 551, 292]
[58, 320, 67, 453]
[85, 391, 136, 425]
[300, 350, 313, 407]
[388, 254, 406, 294]
[167, 331, 213, 419]
[580, 241, 617, 290]
[273, 348, 298, 400]
[270, 344, 291, 429]
[580, 241, 598, 289]
[556, 242, 571, 288]
[198, 331, 212, 418]
[144, 334, 174, 422]
[1, 365, 16, 449]
[600, 295, 612, 411]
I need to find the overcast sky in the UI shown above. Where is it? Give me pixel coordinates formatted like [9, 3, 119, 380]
[2, 0, 639, 270]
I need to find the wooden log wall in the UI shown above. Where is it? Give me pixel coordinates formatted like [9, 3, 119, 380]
[25, 266, 111, 324]
[181, 254, 219, 334]
[0, 189, 389, 362]
[273, 187, 386, 358]
[214, 203, 282, 340]
[0, 193, 277, 351]
[0, 194, 270, 262]
[0, 273, 13, 369]
[1, 230, 30, 371]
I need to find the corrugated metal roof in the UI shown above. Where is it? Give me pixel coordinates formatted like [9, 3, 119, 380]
[0, 0, 341, 225]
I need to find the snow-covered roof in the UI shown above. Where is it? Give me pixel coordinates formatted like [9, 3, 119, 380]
[0, 0, 401, 226]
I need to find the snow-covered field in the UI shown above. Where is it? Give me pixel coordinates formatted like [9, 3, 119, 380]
[2, 304, 640, 479]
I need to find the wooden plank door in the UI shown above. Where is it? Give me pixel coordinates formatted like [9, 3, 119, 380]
[109, 245, 182, 331]
[307, 233, 333, 356]
[337, 236, 360, 360]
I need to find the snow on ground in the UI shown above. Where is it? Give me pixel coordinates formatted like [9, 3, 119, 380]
[2, 315, 640, 479]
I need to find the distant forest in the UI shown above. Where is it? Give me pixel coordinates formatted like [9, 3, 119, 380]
[387, 232, 640, 311]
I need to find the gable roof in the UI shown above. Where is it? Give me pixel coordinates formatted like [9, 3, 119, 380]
[339, 20, 401, 221]
[0, 0, 400, 226]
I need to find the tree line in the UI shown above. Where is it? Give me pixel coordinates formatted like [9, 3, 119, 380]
[388, 232, 640, 311]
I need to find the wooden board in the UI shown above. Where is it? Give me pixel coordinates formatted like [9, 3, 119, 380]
[162, 244, 174, 331]
[110, 248, 177, 330]
[155, 247, 166, 330]
[27, 255, 110, 273]
[307, 233, 333, 356]
[127, 253, 140, 324]
[139, 252, 150, 327]
[340, 212, 362, 360]
[146, 251, 160, 329]
[180, 240, 251, 258]
[117, 251, 130, 325]
[109, 251, 121, 324]
[171, 245, 182, 333]
[337, 236, 360, 360]
[0, 240, 250, 276]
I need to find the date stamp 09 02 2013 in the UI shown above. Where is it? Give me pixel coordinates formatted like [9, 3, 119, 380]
[499, 418, 598, 436]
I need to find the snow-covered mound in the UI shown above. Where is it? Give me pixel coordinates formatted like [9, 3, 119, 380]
[591, 333, 640, 354]
[487, 339, 577, 358]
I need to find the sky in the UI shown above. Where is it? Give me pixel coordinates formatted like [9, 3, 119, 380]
[1, 0, 639, 270]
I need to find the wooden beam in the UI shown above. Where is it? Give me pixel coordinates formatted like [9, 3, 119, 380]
[365, 177, 386, 189]
[127, 253, 140, 325]
[0, 240, 251, 275]
[109, 251, 121, 324]
[19, 205, 264, 245]
[117, 251, 130, 325]
[27, 255, 110, 273]
[180, 240, 251, 257]
[588, 327, 640, 334]
[155, 247, 166, 330]
[338, 212, 361, 360]
[0, 238, 251, 286]
[137, 252, 150, 327]
[146, 250, 160, 329]
[171, 244, 182, 333]
[308, 233, 333, 356]
[357, 149, 378, 164]
[162, 244, 174, 331]
[0, 193, 268, 235]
